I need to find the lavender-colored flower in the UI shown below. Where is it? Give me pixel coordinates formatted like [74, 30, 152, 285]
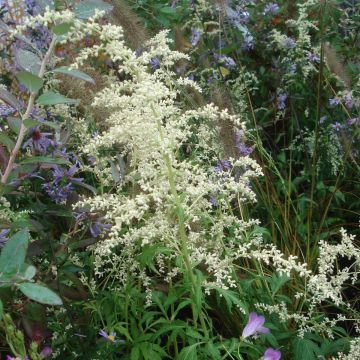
[348, 117, 360, 126]
[264, 3, 280, 15]
[190, 27, 201, 46]
[0, 103, 16, 118]
[277, 92, 287, 110]
[22, 128, 56, 154]
[99, 330, 118, 343]
[170, 0, 178, 8]
[242, 312, 270, 338]
[319, 115, 328, 124]
[43, 163, 84, 203]
[241, 33, 255, 51]
[331, 122, 342, 131]
[215, 54, 236, 69]
[235, 131, 254, 156]
[329, 98, 340, 106]
[214, 159, 232, 174]
[188, 74, 195, 81]
[262, 348, 281, 360]
[75, 209, 112, 238]
[225, 5, 250, 27]
[282, 37, 296, 49]
[150, 57, 161, 70]
[39, 347, 52, 359]
[0, 229, 10, 247]
[307, 52, 320, 62]
[344, 92, 353, 109]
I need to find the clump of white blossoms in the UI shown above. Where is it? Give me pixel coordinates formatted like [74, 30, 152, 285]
[66, 14, 265, 296]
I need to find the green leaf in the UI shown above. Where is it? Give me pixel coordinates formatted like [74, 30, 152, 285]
[16, 71, 43, 93]
[22, 265, 36, 280]
[0, 88, 22, 110]
[74, 0, 113, 19]
[0, 299, 3, 320]
[19, 156, 70, 165]
[17, 283, 62, 305]
[178, 343, 200, 360]
[7, 117, 22, 134]
[0, 230, 29, 276]
[130, 347, 140, 360]
[14, 49, 41, 74]
[37, 91, 79, 106]
[52, 22, 73, 35]
[52, 66, 95, 84]
[293, 338, 322, 360]
[23, 118, 41, 128]
[0, 132, 15, 151]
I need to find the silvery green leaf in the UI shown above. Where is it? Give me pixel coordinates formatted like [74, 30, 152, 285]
[0, 88, 22, 110]
[74, 0, 113, 19]
[17, 283, 62, 305]
[52, 66, 95, 84]
[14, 49, 42, 75]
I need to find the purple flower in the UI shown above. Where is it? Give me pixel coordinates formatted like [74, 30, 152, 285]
[331, 122, 342, 131]
[307, 52, 320, 62]
[0, 103, 16, 118]
[242, 312, 270, 338]
[319, 115, 327, 124]
[329, 98, 340, 106]
[277, 93, 287, 110]
[40, 347, 52, 358]
[235, 131, 254, 156]
[281, 37, 296, 49]
[150, 57, 161, 70]
[225, 5, 250, 27]
[214, 159, 232, 174]
[99, 330, 117, 343]
[264, 3, 280, 15]
[190, 27, 201, 46]
[215, 54, 236, 69]
[0, 229, 10, 247]
[241, 33, 255, 51]
[348, 117, 360, 126]
[22, 128, 57, 154]
[344, 92, 353, 109]
[75, 209, 112, 238]
[262, 348, 281, 360]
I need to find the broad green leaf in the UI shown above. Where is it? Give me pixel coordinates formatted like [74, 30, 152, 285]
[0, 132, 15, 151]
[130, 347, 140, 360]
[23, 118, 41, 128]
[16, 72, 43, 93]
[7, 117, 22, 134]
[37, 91, 79, 106]
[20, 156, 70, 165]
[17, 282, 62, 305]
[52, 66, 95, 84]
[14, 49, 41, 75]
[0, 230, 29, 276]
[52, 22, 73, 35]
[0, 88, 22, 110]
[22, 265, 36, 280]
[74, 0, 113, 19]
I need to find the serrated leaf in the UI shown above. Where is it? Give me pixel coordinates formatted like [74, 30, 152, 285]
[17, 283, 62, 305]
[16, 71, 43, 93]
[293, 338, 322, 360]
[52, 22, 73, 35]
[37, 91, 79, 106]
[0, 132, 15, 151]
[19, 156, 70, 165]
[52, 66, 95, 84]
[0, 230, 29, 276]
[74, 0, 113, 19]
[178, 343, 200, 360]
[0, 88, 22, 110]
[14, 49, 41, 75]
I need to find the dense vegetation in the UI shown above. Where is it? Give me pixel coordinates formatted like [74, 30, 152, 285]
[0, 0, 359, 359]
